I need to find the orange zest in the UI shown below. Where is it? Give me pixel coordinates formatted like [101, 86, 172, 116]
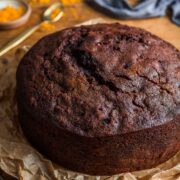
[28, 0, 51, 5]
[61, 0, 81, 6]
[39, 22, 55, 31]
[51, 8, 62, 19]
[0, 6, 25, 22]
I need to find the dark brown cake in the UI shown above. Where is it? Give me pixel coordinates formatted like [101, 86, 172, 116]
[16, 23, 180, 175]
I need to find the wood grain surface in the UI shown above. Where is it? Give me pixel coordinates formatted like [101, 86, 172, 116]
[0, 0, 179, 61]
[0, 0, 179, 179]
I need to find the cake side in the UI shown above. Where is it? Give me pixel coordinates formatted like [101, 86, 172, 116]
[18, 103, 180, 175]
[16, 23, 180, 137]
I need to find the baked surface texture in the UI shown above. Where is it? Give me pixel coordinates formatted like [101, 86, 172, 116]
[16, 23, 180, 175]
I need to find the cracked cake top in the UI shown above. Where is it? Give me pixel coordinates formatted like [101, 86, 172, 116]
[16, 23, 180, 137]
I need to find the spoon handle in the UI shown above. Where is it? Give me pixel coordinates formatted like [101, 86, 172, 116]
[0, 23, 40, 57]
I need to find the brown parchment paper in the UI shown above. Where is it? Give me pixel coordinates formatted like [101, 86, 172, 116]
[0, 18, 179, 180]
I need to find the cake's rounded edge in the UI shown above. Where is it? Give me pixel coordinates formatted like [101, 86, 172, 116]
[18, 102, 180, 176]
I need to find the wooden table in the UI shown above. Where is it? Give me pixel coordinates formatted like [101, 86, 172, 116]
[0, 0, 179, 59]
[0, 0, 179, 179]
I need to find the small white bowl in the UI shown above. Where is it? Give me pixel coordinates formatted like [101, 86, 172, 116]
[0, 0, 31, 30]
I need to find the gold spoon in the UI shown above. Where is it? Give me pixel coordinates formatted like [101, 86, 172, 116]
[0, 2, 64, 57]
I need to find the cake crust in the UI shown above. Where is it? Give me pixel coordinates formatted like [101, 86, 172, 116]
[16, 23, 180, 175]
